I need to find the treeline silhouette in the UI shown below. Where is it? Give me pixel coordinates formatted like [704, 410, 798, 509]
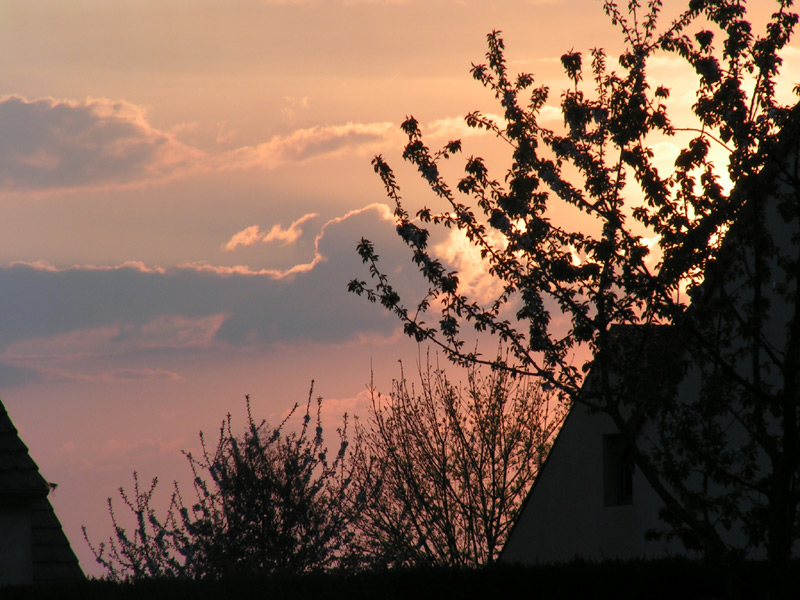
[83, 357, 559, 580]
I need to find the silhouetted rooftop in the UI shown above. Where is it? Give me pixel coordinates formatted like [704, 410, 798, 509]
[0, 400, 83, 583]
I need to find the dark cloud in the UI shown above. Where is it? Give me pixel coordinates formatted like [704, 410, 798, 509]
[0, 95, 195, 191]
[0, 205, 421, 359]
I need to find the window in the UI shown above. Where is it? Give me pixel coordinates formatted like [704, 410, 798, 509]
[603, 434, 633, 506]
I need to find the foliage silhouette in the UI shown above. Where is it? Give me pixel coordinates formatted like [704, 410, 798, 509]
[85, 362, 559, 578]
[349, 1, 800, 596]
[84, 385, 364, 580]
[351, 352, 562, 568]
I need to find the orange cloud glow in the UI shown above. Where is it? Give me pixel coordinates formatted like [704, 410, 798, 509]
[224, 213, 320, 251]
[216, 122, 397, 170]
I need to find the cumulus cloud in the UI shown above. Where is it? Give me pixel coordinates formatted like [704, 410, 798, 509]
[319, 388, 371, 420]
[224, 213, 320, 251]
[432, 228, 506, 304]
[0, 200, 419, 399]
[0, 95, 201, 191]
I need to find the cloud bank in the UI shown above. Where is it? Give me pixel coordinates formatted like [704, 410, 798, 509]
[0, 95, 399, 193]
[0, 203, 412, 385]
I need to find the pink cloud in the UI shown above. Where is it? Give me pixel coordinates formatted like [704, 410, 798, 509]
[180, 261, 318, 278]
[9, 259, 167, 274]
[45, 368, 182, 384]
[7, 203, 393, 283]
[263, 212, 320, 244]
[1, 314, 228, 361]
[217, 122, 396, 170]
[1, 94, 400, 193]
[223, 225, 264, 251]
[224, 213, 320, 251]
[196, 203, 394, 279]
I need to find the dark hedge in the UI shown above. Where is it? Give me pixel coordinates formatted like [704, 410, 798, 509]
[3, 559, 792, 600]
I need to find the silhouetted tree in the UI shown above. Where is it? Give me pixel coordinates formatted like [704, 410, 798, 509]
[84, 386, 365, 580]
[349, 1, 800, 596]
[351, 353, 561, 568]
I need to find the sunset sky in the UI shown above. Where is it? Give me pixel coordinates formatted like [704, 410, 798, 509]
[2, 0, 799, 576]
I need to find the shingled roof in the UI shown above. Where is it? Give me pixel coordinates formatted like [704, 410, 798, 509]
[0, 400, 83, 583]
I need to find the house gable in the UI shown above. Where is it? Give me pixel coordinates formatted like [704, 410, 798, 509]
[501, 106, 800, 566]
[0, 400, 83, 585]
[500, 382, 680, 564]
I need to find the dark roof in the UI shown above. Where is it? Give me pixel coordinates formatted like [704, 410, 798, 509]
[0, 400, 84, 583]
[0, 402, 50, 501]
